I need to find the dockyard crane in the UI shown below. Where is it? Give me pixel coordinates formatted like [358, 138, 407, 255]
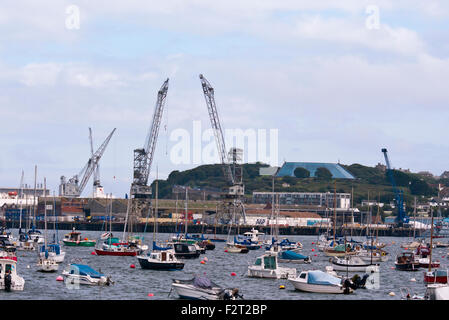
[199, 74, 246, 224]
[130, 78, 169, 199]
[381, 148, 409, 226]
[89, 127, 105, 197]
[59, 128, 116, 198]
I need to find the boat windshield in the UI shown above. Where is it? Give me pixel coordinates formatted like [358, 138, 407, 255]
[254, 258, 262, 266]
[263, 256, 277, 270]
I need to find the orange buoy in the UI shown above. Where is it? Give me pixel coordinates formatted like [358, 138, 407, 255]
[231, 272, 236, 276]
[84, 238, 88, 241]
[130, 264, 136, 268]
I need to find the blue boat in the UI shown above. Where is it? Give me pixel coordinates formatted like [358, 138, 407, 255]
[278, 250, 311, 264]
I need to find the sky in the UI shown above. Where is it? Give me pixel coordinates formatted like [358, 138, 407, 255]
[1, 1, 449, 197]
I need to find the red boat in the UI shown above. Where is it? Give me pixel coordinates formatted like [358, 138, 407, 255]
[424, 270, 449, 284]
[94, 248, 139, 256]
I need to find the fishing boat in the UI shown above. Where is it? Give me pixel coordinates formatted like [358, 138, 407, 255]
[330, 256, 380, 272]
[63, 229, 96, 247]
[395, 252, 420, 271]
[137, 246, 184, 270]
[277, 250, 311, 264]
[289, 270, 353, 294]
[171, 275, 242, 300]
[247, 251, 296, 279]
[0, 258, 25, 291]
[172, 242, 201, 259]
[62, 264, 113, 286]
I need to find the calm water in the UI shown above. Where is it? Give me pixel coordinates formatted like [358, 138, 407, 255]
[1, 229, 444, 300]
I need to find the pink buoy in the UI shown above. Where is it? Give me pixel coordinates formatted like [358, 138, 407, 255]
[148, 293, 154, 297]
[130, 264, 136, 269]
[224, 250, 228, 252]
[231, 272, 236, 276]
[91, 251, 96, 255]
[311, 249, 315, 252]
[56, 276, 63, 281]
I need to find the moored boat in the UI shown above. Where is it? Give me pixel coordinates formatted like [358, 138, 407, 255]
[137, 248, 184, 270]
[62, 264, 113, 286]
[395, 252, 420, 271]
[171, 275, 242, 300]
[289, 270, 353, 294]
[278, 250, 311, 264]
[0, 258, 25, 291]
[63, 229, 96, 247]
[330, 256, 379, 272]
[247, 251, 296, 279]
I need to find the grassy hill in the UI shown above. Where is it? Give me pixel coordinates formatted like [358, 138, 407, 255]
[150, 162, 443, 206]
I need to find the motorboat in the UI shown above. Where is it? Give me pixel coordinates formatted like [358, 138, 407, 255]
[171, 242, 201, 259]
[137, 249, 184, 270]
[418, 257, 440, 269]
[356, 249, 389, 263]
[62, 264, 113, 286]
[330, 256, 380, 272]
[0, 258, 25, 291]
[395, 252, 420, 271]
[426, 283, 449, 300]
[247, 252, 296, 279]
[277, 250, 311, 264]
[289, 270, 353, 294]
[233, 236, 261, 250]
[197, 240, 215, 251]
[424, 269, 449, 284]
[242, 228, 264, 244]
[63, 229, 96, 247]
[224, 243, 249, 254]
[323, 244, 357, 257]
[171, 275, 242, 300]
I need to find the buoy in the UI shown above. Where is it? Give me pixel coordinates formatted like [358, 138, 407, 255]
[231, 272, 236, 276]
[56, 276, 63, 281]
[311, 242, 315, 245]
[26, 265, 30, 269]
[148, 293, 154, 297]
[84, 238, 88, 241]
[311, 249, 315, 252]
[279, 285, 285, 289]
[404, 248, 408, 250]
[200, 260, 205, 264]
[130, 264, 136, 269]
[314, 254, 317, 257]
[224, 250, 228, 252]
[410, 278, 416, 282]
[389, 292, 395, 296]
[392, 241, 395, 244]
[91, 251, 96, 255]
[391, 267, 395, 269]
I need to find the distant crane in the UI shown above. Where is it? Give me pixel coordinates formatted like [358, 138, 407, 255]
[89, 127, 106, 198]
[199, 74, 246, 224]
[381, 148, 409, 226]
[59, 128, 116, 197]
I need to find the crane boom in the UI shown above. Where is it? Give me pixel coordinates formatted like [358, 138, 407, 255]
[131, 78, 169, 198]
[199, 74, 234, 185]
[381, 148, 408, 226]
[89, 127, 101, 187]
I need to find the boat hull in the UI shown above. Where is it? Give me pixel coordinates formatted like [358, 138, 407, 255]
[171, 283, 222, 300]
[63, 240, 96, 247]
[289, 279, 350, 294]
[137, 257, 184, 270]
[94, 249, 138, 256]
[247, 267, 296, 279]
[395, 263, 420, 271]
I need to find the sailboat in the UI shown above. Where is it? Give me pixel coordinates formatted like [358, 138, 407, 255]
[39, 192, 65, 263]
[36, 178, 58, 272]
[137, 177, 185, 270]
[95, 194, 141, 256]
[224, 201, 249, 254]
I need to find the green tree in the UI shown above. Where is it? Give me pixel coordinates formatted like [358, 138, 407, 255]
[315, 167, 333, 180]
[294, 167, 310, 178]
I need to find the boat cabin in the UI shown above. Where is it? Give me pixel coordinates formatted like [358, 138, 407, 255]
[254, 254, 278, 270]
[149, 251, 177, 262]
[0, 258, 16, 276]
[64, 232, 82, 242]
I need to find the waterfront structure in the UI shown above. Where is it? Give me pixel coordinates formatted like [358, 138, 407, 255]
[252, 192, 351, 209]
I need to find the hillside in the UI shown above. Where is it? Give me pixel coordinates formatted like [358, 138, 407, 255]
[150, 162, 443, 205]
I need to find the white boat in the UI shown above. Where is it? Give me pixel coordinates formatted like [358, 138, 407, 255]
[225, 243, 249, 253]
[242, 228, 265, 244]
[330, 256, 380, 272]
[0, 258, 25, 291]
[356, 250, 389, 262]
[37, 257, 59, 272]
[171, 275, 242, 300]
[289, 270, 353, 294]
[62, 264, 113, 286]
[38, 244, 66, 263]
[426, 283, 449, 300]
[247, 252, 296, 279]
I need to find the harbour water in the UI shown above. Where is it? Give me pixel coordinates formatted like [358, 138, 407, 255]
[1, 229, 442, 300]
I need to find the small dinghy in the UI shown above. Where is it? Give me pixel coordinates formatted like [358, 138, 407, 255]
[278, 250, 311, 264]
[171, 275, 242, 300]
[330, 256, 379, 272]
[247, 252, 296, 279]
[62, 264, 113, 286]
[289, 270, 354, 294]
[0, 258, 25, 291]
[137, 248, 184, 270]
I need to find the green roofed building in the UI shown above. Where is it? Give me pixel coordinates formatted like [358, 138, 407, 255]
[276, 162, 355, 179]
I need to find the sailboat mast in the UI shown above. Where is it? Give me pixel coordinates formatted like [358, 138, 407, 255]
[153, 177, 158, 244]
[429, 207, 434, 273]
[43, 178, 47, 247]
[184, 187, 188, 236]
[33, 165, 37, 229]
[333, 181, 337, 246]
[413, 197, 417, 240]
[18, 171, 24, 230]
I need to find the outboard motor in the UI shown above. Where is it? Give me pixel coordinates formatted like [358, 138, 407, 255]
[4, 272, 12, 292]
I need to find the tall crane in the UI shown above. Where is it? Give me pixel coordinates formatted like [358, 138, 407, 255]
[381, 148, 409, 226]
[199, 74, 246, 224]
[122, 79, 169, 242]
[59, 128, 116, 197]
[130, 78, 169, 199]
[89, 127, 105, 197]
